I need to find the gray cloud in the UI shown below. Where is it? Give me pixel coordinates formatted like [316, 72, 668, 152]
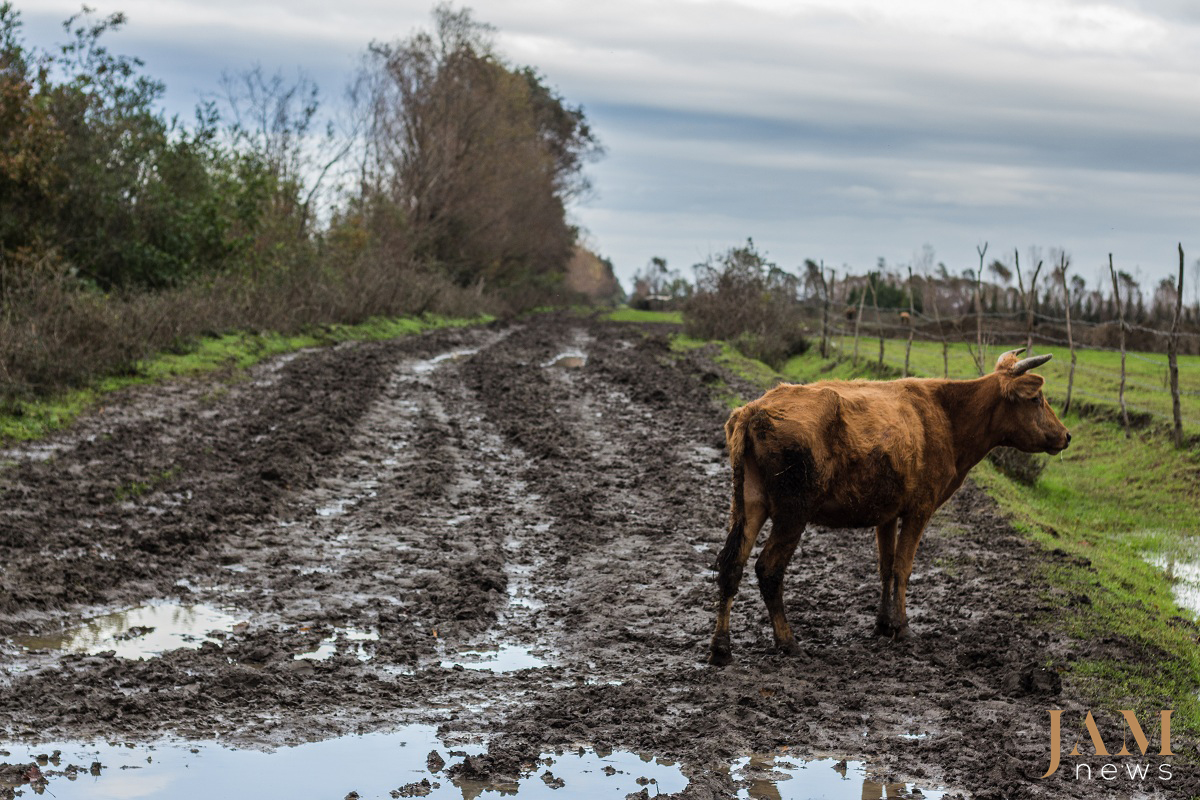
[17, 0, 1199, 290]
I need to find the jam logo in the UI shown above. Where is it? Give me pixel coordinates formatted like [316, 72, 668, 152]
[1041, 710, 1174, 781]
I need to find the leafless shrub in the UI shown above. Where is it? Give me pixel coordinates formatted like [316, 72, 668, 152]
[683, 240, 809, 368]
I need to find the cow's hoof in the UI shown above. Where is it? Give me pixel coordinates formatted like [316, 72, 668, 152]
[774, 638, 800, 656]
[891, 624, 912, 642]
[872, 619, 894, 638]
[709, 639, 733, 666]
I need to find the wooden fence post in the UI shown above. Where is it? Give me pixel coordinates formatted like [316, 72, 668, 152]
[926, 282, 948, 377]
[1109, 254, 1131, 437]
[819, 261, 831, 359]
[870, 279, 884, 368]
[1058, 253, 1076, 415]
[1169, 244, 1185, 447]
[975, 243, 987, 375]
[904, 266, 915, 377]
[852, 276, 866, 367]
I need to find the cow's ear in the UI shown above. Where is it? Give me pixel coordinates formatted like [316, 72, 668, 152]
[1004, 373, 1044, 400]
[994, 351, 1021, 372]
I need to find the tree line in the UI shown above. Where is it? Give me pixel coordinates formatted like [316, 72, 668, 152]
[0, 3, 601, 401]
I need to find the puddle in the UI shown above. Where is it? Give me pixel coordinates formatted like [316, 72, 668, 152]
[733, 753, 946, 800]
[0, 727, 687, 799]
[1144, 542, 1200, 616]
[295, 627, 380, 662]
[315, 482, 379, 517]
[13, 603, 240, 660]
[440, 644, 549, 673]
[412, 348, 480, 375]
[541, 351, 587, 369]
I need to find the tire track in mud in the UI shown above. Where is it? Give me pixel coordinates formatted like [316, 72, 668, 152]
[0, 314, 1187, 799]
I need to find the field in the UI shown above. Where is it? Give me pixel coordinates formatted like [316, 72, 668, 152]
[799, 335, 1200, 434]
[0, 312, 1195, 799]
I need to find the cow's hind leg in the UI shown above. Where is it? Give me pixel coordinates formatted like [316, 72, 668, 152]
[873, 518, 898, 637]
[755, 512, 806, 655]
[710, 498, 768, 665]
[888, 513, 931, 640]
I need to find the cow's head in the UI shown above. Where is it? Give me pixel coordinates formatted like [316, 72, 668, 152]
[991, 348, 1071, 454]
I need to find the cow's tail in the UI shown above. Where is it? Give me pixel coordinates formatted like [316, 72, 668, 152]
[715, 405, 754, 583]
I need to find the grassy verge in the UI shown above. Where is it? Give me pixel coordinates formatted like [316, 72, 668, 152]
[688, 332, 1200, 737]
[0, 314, 491, 444]
[604, 308, 683, 325]
[970, 417, 1200, 730]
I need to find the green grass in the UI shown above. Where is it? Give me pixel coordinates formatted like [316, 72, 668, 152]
[827, 335, 1200, 434]
[971, 419, 1200, 732]
[604, 308, 683, 324]
[705, 334, 1200, 738]
[0, 313, 491, 444]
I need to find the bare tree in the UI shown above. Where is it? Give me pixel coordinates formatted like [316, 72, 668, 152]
[220, 65, 353, 233]
[1014, 249, 1043, 355]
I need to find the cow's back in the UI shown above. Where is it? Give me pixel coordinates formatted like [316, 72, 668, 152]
[741, 380, 942, 527]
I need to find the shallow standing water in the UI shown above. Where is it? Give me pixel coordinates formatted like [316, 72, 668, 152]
[13, 603, 240, 660]
[0, 727, 687, 800]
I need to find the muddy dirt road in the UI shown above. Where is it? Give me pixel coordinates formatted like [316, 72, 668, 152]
[0, 314, 1184, 799]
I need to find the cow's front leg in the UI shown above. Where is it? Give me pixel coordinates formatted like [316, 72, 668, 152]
[754, 512, 806, 655]
[888, 513, 930, 640]
[872, 518, 898, 637]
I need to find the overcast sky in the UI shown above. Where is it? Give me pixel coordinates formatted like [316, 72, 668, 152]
[19, 0, 1200, 293]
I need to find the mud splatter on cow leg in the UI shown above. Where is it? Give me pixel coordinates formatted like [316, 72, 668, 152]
[873, 518, 898, 638]
[888, 513, 930, 640]
[709, 502, 767, 666]
[754, 513, 806, 654]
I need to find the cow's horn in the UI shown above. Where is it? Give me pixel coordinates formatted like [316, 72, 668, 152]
[994, 348, 1025, 369]
[1011, 353, 1052, 375]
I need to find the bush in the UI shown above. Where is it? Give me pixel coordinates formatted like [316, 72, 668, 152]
[987, 447, 1048, 486]
[0, 242, 493, 405]
[682, 240, 809, 368]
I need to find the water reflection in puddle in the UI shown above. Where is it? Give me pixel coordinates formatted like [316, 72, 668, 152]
[295, 628, 380, 662]
[541, 351, 587, 369]
[440, 644, 549, 673]
[13, 603, 240, 660]
[0, 728, 685, 799]
[1145, 547, 1200, 616]
[412, 348, 481, 375]
[733, 753, 945, 800]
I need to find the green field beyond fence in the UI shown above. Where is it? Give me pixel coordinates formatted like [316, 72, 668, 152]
[798, 337, 1200, 436]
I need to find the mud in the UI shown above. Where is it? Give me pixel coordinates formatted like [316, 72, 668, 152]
[0, 313, 1189, 798]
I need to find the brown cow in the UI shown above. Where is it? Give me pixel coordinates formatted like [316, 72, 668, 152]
[708, 348, 1070, 665]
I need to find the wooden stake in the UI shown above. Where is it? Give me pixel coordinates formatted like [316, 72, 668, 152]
[819, 261, 831, 359]
[975, 243, 987, 375]
[852, 275, 866, 367]
[904, 266, 915, 377]
[1169, 244, 1185, 447]
[1058, 253, 1076, 415]
[1108, 254, 1130, 437]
